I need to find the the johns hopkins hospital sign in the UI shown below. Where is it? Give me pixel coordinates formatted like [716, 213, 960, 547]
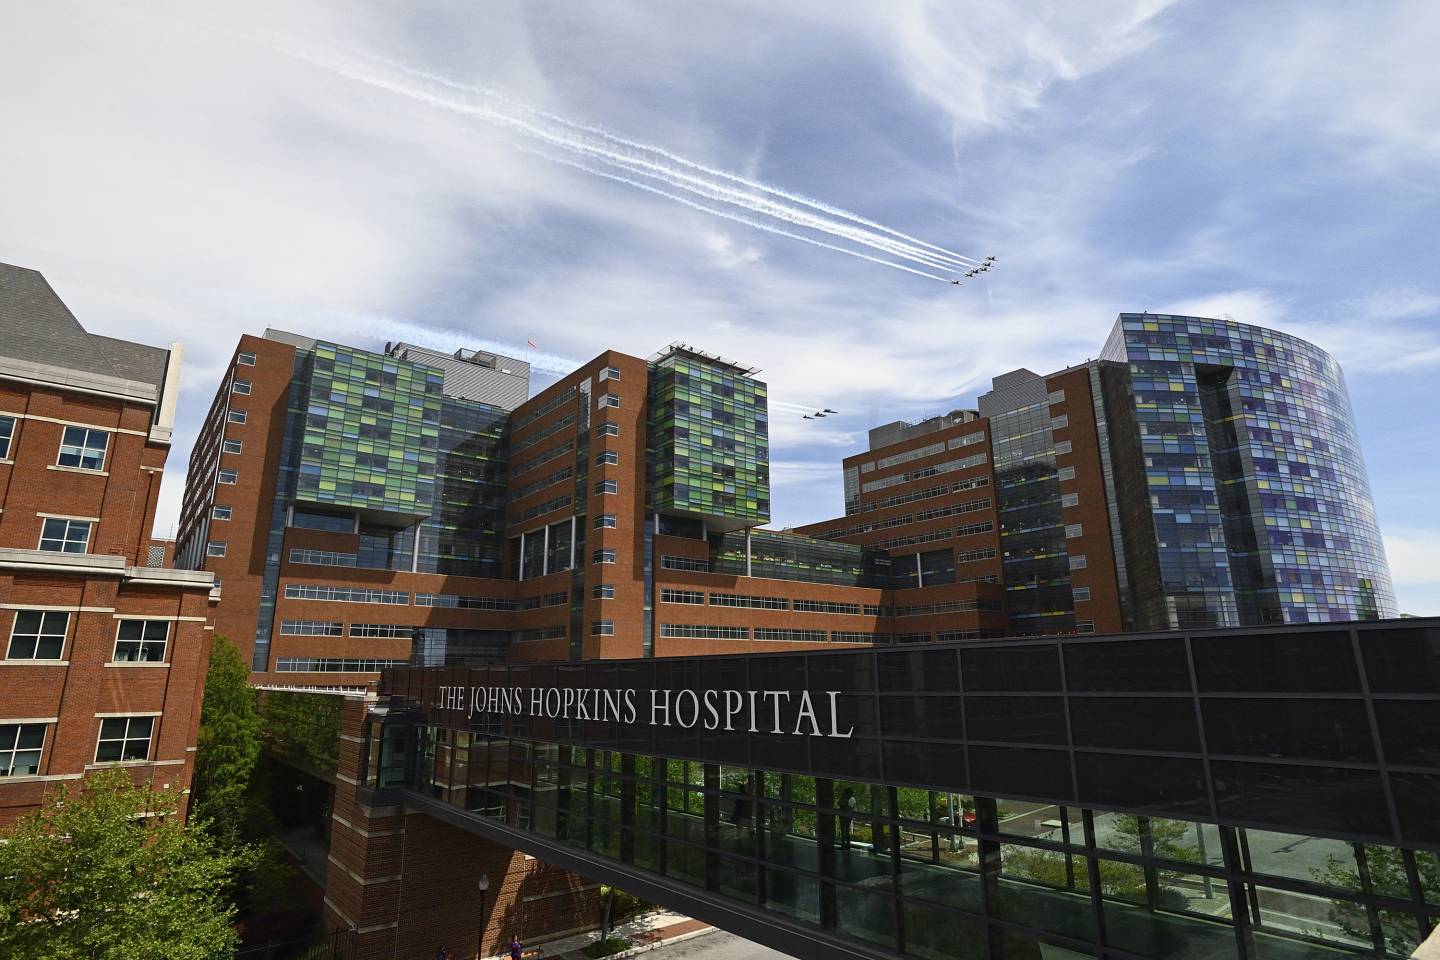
[433, 683, 855, 739]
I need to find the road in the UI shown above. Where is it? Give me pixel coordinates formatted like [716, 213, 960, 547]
[639, 930, 791, 960]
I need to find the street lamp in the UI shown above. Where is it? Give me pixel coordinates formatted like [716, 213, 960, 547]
[476, 874, 490, 960]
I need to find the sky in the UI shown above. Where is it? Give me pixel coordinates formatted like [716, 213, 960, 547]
[2, 1, 1438, 613]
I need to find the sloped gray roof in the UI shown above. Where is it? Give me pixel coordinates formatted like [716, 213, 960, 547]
[0, 262, 167, 391]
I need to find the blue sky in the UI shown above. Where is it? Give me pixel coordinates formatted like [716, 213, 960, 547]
[2, 2, 1437, 613]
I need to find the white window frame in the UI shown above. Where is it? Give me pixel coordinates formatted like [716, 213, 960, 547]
[595, 513, 618, 529]
[217, 469, 238, 485]
[0, 722, 46, 777]
[595, 479, 617, 495]
[6, 610, 69, 661]
[227, 409, 247, 424]
[211, 504, 232, 521]
[38, 517, 92, 553]
[207, 541, 227, 557]
[231, 379, 252, 396]
[94, 716, 155, 764]
[237, 351, 257, 366]
[596, 450, 620, 466]
[112, 619, 169, 663]
[56, 426, 109, 471]
[222, 439, 243, 454]
[592, 584, 615, 600]
[0, 414, 14, 459]
[1072, 586, 1092, 602]
[597, 421, 621, 437]
[1057, 466, 1076, 481]
[591, 620, 615, 636]
[1054, 440, 1073, 455]
[1065, 523, 1084, 539]
[597, 394, 620, 409]
[1069, 555, 1088, 570]
[599, 366, 621, 381]
[593, 549, 616, 565]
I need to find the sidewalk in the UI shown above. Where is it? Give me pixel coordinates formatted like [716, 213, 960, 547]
[519, 909, 716, 960]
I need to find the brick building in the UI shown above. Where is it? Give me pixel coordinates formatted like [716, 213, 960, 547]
[0, 262, 215, 825]
[180, 317, 1397, 693]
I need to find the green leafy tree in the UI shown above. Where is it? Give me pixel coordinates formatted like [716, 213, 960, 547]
[0, 770, 243, 959]
[192, 635, 263, 849]
[1314, 845, 1434, 955]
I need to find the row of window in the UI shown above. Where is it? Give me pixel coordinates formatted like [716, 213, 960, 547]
[284, 583, 410, 605]
[274, 658, 406, 673]
[5, 613, 171, 662]
[1, 717, 155, 776]
[658, 589, 891, 616]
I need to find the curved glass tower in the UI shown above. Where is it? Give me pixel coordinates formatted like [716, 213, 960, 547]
[1100, 313, 1396, 628]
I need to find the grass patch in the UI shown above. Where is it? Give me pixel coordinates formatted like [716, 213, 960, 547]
[583, 937, 631, 958]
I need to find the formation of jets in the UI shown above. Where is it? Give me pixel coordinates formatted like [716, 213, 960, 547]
[951, 255, 998, 285]
[801, 408, 840, 420]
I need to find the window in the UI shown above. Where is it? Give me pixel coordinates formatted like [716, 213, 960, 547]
[1073, 586, 1092, 602]
[597, 421, 621, 438]
[279, 620, 344, 636]
[660, 624, 749, 639]
[217, 469, 238, 484]
[1069, 554, 1088, 570]
[710, 593, 788, 610]
[591, 620, 615, 636]
[1050, 415, 1069, 429]
[598, 394, 620, 409]
[660, 589, 705, 605]
[39, 518, 91, 553]
[0, 414, 14, 459]
[1065, 523, 1084, 539]
[595, 513, 617, 529]
[56, 426, 108, 470]
[594, 479, 617, 495]
[599, 366, 621, 381]
[592, 584, 615, 600]
[596, 450, 620, 466]
[227, 409, 247, 424]
[222, 439, 243, 454]
[113, 620, 168, 662]
[237, 351, 257, 366]
[286, 584, 409, 604]
[1054, 440, 1073, 455]
[1047, 389, 1066, 404]
[231, 379, 252, 395]
[0, 722, 45, 776]
[593, 549, 616, 565]
[95, 716, 154, 763]
[1061, 492, 1079, 508]
[1057, 466, 1076, 481]
[7, 611, 68, 660]
[206, 541, 227, 557]
[661, 555, 709, 572]
[794, 599, 862, 615]
[211, 504, 232, 521]
[349, 623, 417, 639]
[275, 658, 406, 673]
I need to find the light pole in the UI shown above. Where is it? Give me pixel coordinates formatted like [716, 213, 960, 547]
[476, 874, 490, 960]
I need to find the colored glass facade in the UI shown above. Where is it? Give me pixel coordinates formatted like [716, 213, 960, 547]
[649, 350, 770, 524]
[297, 342, 443, 515]
[1102, 315, 1396, 627]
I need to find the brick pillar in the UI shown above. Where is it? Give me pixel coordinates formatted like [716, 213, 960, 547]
[325, 701, 602, 960]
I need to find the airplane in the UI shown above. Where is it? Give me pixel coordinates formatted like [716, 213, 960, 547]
[823, 409, 838, 414]
[802, 415, 814, 420]
[951, 279, 961, 285]
[813, 411, 828, 418]
[985, 255, 997, 262]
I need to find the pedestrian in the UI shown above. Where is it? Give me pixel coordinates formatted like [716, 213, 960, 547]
[510, 935, 523, 960]
[838, 787, 856, 850]
[435, 947, 450, 960]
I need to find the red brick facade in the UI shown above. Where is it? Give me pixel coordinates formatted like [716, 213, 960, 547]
[0, 267, 214, 825]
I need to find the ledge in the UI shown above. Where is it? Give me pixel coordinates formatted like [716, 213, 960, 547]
[47, 464, 109, 477]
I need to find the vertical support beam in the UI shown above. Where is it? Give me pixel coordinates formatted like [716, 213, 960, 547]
[1082, 810, 1107, 953]
[703, 763, 720, 892]
[620, 753, 636, 865]
[976, 796, 1000, 959]
[1220, 825, 1256, 958]
[817, 778, 838, 931]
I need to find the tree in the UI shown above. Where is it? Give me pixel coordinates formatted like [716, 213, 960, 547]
[1314, 845, 1435, 955]
[0, 769, 243, 959]
[192, 635, 263, 849]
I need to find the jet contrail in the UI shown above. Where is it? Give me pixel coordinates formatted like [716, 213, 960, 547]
[289, 47, 986, 281]
[343, 48, 982, 268]
[527, 147, 953, 281]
